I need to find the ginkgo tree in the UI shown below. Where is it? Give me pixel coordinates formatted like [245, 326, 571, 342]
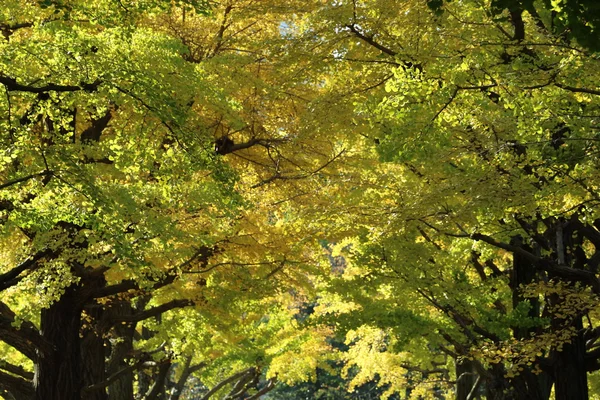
[6, 0, 600, 399]
[286, 0, 600, 399]
[0, 0, 350, 399]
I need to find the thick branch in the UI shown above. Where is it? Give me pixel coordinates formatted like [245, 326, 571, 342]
[245, 379, 276, 400]
[555, 83, 600, 96]
[216, 137, 287, 155]
[0, 361, 33, 380]
[142, 360, 171, 400]
[0, 369, 33, 400]
[225, 367, 258, 399]
[470, 251, 487, 281]
[83, 360, 160, 393]
[0, 22, 34, 40]
[167, 357, 207, 400]
[470, 232, 600, 292]
[92, 246, 215, 299]
[0, 74, 101, 93]
[81, 107, 114, 143]
[200, 367, 255, 400]
[470, 233, 542, 264]
[345, 24, 396, 56]
[0, 171, 53, 191]
[109, 299, 193, 324]
[0, 301, 52, 359]
[509, 9, 525, 41]
[0, 249, 52, 291]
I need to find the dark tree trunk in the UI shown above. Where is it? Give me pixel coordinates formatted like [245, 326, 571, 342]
[551, 217, 589, 400]
[484, 364, 511, 400]
[81, 301, 108, 400]
[34, 284, 83, 400]
[509, 235, 552, 400]
[107, 300, 136, 400]
[553, 317, 588, 400]
[510, 370, 552, 400]
[456, 358, 477, 400]
[136, 325, 154, 399]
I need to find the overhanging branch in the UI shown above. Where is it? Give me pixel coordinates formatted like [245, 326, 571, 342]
[109, 299, 193, 324]
[0, 74, 101, 93]
[0, 249, 53, 291]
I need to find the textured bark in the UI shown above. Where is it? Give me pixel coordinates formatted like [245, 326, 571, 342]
[107, 300, 136, 400]
[551, 218, 589, 400]
[0, 370, 34, 399]
[143, 361, 171, 400]
[509, 236, 552, 400]
[484, 364, 511, 400]
[456, 358, 477, 400]
[136, 325, 154, 399]
[33, 284, 83, 400]
[553, 318, 588, 400]
[81, 301, 108, 400]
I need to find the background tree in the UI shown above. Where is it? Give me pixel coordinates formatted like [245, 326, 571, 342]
[287, 0, 600, 398]
[0, 0, 345, 399]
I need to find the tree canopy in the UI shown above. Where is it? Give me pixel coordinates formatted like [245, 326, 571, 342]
[1, 0, 600, 399]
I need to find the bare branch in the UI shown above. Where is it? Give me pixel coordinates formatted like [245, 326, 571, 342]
[345, 24, 397, 57]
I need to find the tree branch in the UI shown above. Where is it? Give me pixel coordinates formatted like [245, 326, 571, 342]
[0, 249, 52, 291]
[555, 82, 600, 96]
[142, 360, 171, 400]
[0, 74, 101, 93]
[92, 245, 215, 299]
[245, 378, 276, 400]
[345, 24, 397, 56]
[0, 22, 34, 40]
[0, 301, 52, 359]
[0, 171, 53, 191]
[81, 107, 114, 143]
[251, 149, 345, 188]
[455, 231, 600, 293]
[0, 361, 33, 380]
[109, 299, 193, 324]
[200, 367, 255, 400]
[83, 360, 161, 393]
[0, 369, 33, 400]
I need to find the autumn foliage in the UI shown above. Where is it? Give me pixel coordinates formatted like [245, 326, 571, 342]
[1, 0, 600, 399]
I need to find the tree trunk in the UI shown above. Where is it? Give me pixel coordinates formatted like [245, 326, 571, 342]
[34, 284, 83, 400]
[551, 218, 589, 400]
[509, 235, 552, 400]
[81, 301, 108, 400]
[484, 364, 511, 400]
[456, 358, 477, 400]
[107, 300, 136, 400]
[136, 325, 154, 399]
[553, 317, 588, 400]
